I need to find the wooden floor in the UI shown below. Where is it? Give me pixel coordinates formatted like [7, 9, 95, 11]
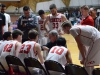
[62, 34, 100, 68]
[62, 34, 81, 66]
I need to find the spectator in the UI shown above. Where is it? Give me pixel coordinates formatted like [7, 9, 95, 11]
[1, 4, 11, 32]
[17, 5, 38, 43]
[0, 4, 5, 40]
[80, 5, 94, 26]
[89, 7, 100, 30]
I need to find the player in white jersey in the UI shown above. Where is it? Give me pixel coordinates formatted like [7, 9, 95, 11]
[61, 21, 100, 75]
[18, 29, 44, 74]
[0, 29, 23, 71]
[46, 37, 72, 75]
[0, 32, 12, 56]
[43, 4, 67, 35]
[38, 10, 49, 59]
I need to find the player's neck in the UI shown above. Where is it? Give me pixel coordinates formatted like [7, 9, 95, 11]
[29, 39, 36, 42]
[52, 13, 58, 16]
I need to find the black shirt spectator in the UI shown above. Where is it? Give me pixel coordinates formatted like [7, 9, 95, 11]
[0, 5, 5, 40]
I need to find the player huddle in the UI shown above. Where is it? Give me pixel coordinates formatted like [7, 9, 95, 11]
[0, 3, 100, 75]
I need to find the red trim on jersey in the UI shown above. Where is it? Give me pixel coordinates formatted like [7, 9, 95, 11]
[33, 42, 37, 56]
[77, 27, 81, 35]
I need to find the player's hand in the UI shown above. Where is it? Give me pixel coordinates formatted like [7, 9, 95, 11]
[23, 23, 26, 27]
[42, 46, 49, 51]
[80, 58, 85, 65]
[44, 33, 48, 37]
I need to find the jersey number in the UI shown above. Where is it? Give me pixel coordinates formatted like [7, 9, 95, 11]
[3, 44, 13, 52]
[53, 22, 58, 28]
[40, 24, 44, 30]
[51, 47, 64, 55]
[19, 44, 31, 54]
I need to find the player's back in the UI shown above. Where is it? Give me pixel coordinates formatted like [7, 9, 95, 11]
[46, 46, 68, 66]
[0, 40, 18, 71]
[18, 41, 38, 63]
[70, 25, 100, 46]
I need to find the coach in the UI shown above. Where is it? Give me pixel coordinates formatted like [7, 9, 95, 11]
[17, 5, 38, 43]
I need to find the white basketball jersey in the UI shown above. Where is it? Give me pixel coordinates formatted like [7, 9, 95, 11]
[18, 41, 38, 62]
[0, 40, 3, 45]
[46, 46, 68, 66]
[70, 25, 100, 46]
[49, 13, 63, 32]
[0, 40, 18, 71]
[38, 16, 47, 37]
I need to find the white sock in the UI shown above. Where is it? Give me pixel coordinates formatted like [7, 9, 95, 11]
[85, 66, 94, 75]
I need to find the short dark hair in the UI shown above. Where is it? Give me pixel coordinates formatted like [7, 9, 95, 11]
[12, 29, 23, 39]
[1, 4, 6, 8]
[56, 37, 66, 46]
[49, 4, 56, 9]
[28, 29, 38, 39]
[62, 21, 72, 28]
[23, 5, 30, 11]
[80, 5, 89, 10]
[38, 10, 45, 15]
[3, 32, 12, 40]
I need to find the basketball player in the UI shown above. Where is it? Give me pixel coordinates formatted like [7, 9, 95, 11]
[0, 32, 12, 55]
[17, 29, 44, 73]
[38, 10, 49, 59]
[43, 4, 67, 35]
[0, 29, 23, 71]
[61, 21, 100, 75]
[46, 37, 72, 75]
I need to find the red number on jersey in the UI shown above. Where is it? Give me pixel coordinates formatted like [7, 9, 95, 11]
[24, 44, 31, 54]
[53, 22, 58, 29]
[19, 44, 25, 53]
[40, 24, 44, 30]
[19, 44, 31, 54]
[51, 47, 64, 55]
[3, 44, 13, 52]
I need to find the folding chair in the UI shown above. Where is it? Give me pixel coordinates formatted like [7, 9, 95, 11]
[92, 68, 100, 75]
[5, 55, 29, 75]
[65, 64, 88, 75]
[44, 60, 66, 75]
[0, 62, 7, 75]
[24, 57, 48, 75]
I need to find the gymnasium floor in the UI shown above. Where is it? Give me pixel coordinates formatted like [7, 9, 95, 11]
[62, 34, 100, 68]
[62, 34, 81, 66]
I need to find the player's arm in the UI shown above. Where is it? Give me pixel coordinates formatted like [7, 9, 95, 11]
[36, 43, 45, 64]
[43, 16, 50, 32]
[66, 50, 73, 64]
[8, 15, 12, 32]
[75, 35, 86, 64]
[15, 42, 22, 57]
[61, 14, 67, 22]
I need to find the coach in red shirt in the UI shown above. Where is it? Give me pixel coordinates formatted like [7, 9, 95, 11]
[80, 5, 94, 26]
